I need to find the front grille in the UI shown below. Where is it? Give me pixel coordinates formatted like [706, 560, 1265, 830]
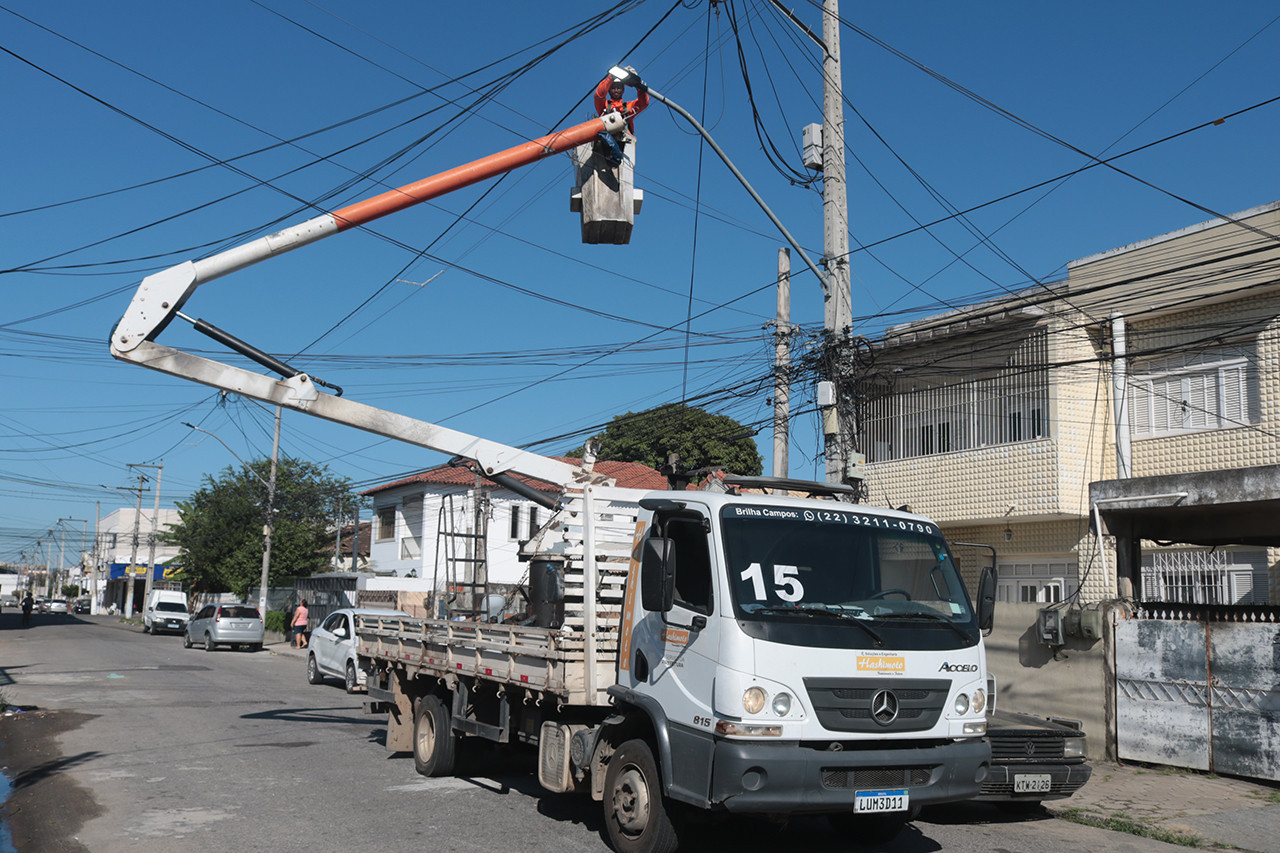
[981, 778, 1085, 797]
[823, 767, 934, 789]
[804, 677, 950, 733]
[989, 734, 1066, 760]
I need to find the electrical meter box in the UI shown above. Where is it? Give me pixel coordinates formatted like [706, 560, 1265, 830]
[802, 123, 823, 170]
[1037, 607, 1064, 646]
[1079, 608, 1104, 641]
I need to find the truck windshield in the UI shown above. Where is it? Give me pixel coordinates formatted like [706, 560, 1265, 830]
[720, 505, 979, 650]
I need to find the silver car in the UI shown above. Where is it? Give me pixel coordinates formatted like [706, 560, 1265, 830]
[307, 608, 410, 693]
[184, 603, 264, 652]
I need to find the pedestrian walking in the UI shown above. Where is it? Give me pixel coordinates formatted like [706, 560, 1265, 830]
[292, 600, 309, 648]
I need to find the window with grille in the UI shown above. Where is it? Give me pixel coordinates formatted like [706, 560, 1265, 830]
[1140, 548, 1268, 604]
[862, 327, 1049, 462]
[1128, 346, 1257, 438]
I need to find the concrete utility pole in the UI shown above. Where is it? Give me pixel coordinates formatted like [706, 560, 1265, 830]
[259, 407, 281, 617]
[822, 0, 853, 485]
[123, 473, 148, 616]
[130, 462, 163, 609]
[773, 248, 792, 486]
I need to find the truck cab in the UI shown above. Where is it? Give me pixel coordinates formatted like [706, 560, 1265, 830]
[608, 491, 992, 831]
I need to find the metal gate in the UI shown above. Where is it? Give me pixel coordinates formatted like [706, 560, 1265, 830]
[1116, 606, 1280, 781]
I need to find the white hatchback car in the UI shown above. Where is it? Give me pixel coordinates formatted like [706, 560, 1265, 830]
[306, 608, 410, 693]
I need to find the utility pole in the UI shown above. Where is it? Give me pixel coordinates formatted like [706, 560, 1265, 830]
[821, 0, 853, 485]
[772, 248, 792, 487]
[57, 517, 88, 599]
[123, 473, 148, 616]
[130, 462, 163, 609]
[258, 407, 282, 617]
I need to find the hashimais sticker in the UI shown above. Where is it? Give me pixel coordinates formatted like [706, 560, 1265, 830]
[857, 654, 905, 673]
[662, 628, 690, 645]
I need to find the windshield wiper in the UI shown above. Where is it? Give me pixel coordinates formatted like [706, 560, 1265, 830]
[880, 610, 973, 642]
[750, 605, 885, 646]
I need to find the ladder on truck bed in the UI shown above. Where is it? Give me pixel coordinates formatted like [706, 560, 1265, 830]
[434, 490, 490, 621]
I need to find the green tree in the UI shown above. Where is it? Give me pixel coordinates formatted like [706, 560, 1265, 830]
[570, 403, 763, 475]
[165, 457, 358, 598]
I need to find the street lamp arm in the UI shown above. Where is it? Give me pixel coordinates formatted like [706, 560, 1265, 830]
[181, 422, 271, 488]
[608, 67, 830, 295]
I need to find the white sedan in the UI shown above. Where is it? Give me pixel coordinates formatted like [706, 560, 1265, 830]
[306, 607, 410, 693]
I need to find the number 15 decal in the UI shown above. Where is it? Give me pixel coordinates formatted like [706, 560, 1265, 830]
[740, 562, 805, 602]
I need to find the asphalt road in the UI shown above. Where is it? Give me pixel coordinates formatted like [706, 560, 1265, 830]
[1, 614, 1192, 853]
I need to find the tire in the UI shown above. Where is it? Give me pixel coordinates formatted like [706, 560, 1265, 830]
[250, 643, 263, 652]
[307, 654, 324, 685]
[183, 631, 193, 649]
[827, 806, 919, 845]
[413, 694, 457, 777]
[142, 622, 150, 634]
[603, 739, 679, 853]
[204, 633, 216, 652]
[344, 661, 359, 694]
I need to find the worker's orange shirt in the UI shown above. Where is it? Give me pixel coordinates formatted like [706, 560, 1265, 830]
[594, 75, 649, 133]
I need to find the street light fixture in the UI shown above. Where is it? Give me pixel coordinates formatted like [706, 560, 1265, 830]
[183, 415, 281, 618]
[605, 66, 828, 288]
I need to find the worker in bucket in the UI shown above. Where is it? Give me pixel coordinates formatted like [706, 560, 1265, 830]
[592, 66, 648, 164]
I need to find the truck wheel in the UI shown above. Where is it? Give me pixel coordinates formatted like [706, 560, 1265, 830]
[307, 654, 324, 685]
[413, 694, 456, 777]
[603, 739, 679, 853]
[344, 661, 359, 694]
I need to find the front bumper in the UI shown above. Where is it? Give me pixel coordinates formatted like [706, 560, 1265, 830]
[976, 761, 1092, 801]
[152, 619, 188, 635]
[708, 738, 990, 814]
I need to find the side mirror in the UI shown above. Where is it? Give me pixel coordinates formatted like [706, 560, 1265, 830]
[334, 626, 347, 638]
[976, 566, 997, 633]
[640, 537, 676, 613]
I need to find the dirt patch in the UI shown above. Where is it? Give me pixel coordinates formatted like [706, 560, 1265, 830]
[0, 710, 102, 852]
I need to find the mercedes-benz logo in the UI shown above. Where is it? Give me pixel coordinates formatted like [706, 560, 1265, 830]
[870, 689, 899, 726]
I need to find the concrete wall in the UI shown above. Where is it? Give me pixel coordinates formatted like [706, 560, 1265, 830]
[985, 602, 1110, 753]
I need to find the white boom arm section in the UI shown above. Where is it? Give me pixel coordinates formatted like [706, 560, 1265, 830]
[110, 112, 630, 489]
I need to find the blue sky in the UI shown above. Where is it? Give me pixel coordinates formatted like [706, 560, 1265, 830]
[4, 0, 1279, 564]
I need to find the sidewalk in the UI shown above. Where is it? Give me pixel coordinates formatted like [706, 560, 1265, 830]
[1043, 759, 1280, 852]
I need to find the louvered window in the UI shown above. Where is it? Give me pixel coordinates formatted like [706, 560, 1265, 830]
[1128, 347, 1256, 438]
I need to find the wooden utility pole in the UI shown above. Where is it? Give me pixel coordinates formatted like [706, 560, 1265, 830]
[773, 248, 792, 487]
[822, 0, 853, 484]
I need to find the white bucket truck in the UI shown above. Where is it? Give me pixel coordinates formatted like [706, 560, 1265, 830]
[108, 90, 996, 852]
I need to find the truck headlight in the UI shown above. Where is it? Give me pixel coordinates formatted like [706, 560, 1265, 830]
[743, 686, 766, 715]
[954, 693, 970, 714]
[971, 688, 986, 715]
[772, 692, 792, 716]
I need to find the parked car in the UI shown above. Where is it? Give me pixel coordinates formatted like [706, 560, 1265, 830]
[46, 599, 70, 614]
[72, 598, 91, 614]
[143, 589, 190, 635]
[184, 604, 264, 652]
[976, 710, 1092, 809]
[307, 608, 410, 693]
